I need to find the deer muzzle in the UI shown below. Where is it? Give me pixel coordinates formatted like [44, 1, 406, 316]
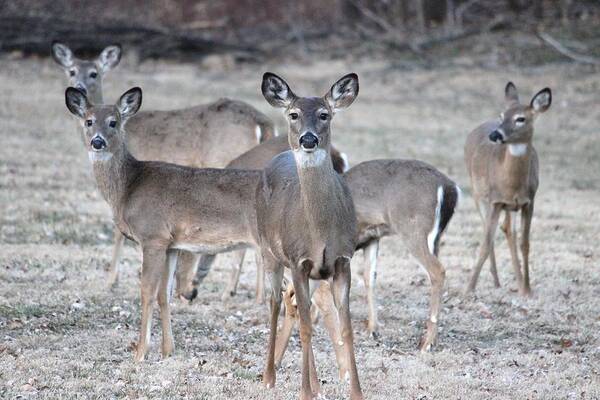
[299, 132, 319, 151]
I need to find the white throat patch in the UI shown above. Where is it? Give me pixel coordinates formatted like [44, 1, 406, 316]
[508, 144, 528, 157]
[88, 151, 113, 163]
[294, 148, 327, 169]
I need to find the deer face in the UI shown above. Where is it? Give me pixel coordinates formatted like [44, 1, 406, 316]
[261, 72, 358, 167]
[52, 42, 121, 101]
[65, 87, 142, 162]
[489, 82, 551, 145]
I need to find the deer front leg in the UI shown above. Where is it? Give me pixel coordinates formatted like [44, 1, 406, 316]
[331, 256, 363, 400]
[263, 256, 283, 390]
[362, 240, 379, 337]
[294, 261, 319, 399]
[502, 211, 525, 290]
[157, 250, 178, 358]
[466, 203, 502, 293]
[520, 202, 534, 296]
[222, 250, 246, 302]
[134, 245, 166, 362]
[107, 228, 125, 288]
[478, 201, 500, 288]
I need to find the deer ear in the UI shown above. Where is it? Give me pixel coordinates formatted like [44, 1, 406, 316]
[531, 88, 551, 113]
[261, 72, 295, 108]
[117, 87, 142, 119]
[505, 81, 519, 105]
[326, 73, 359, 112]
[65, 87, 90, 118]
[52, 42, 74, 68]
[98, 45, 122, 72]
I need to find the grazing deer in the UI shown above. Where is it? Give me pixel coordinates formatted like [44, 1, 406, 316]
[273, 159, 460, 368]
[257, 73, 363, 400]
[52, 42, 274, 289]
[64, 86, 262, 361]
[175, 134, 349, 304]
[464, 82, 551, 296]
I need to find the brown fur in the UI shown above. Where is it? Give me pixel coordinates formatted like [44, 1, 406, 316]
[464, 82, 551, 296]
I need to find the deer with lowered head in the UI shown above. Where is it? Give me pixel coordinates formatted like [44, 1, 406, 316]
[64, 86, 263, 361]
[257, 73, 363, 400]
[52, 42, 274, 290]
[464, 82, 551, 296]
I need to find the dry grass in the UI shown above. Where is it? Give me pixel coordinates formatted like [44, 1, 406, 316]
[1, 55, 599, 399]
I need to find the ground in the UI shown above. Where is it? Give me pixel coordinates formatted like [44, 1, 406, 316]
[1, 54, 599, 399]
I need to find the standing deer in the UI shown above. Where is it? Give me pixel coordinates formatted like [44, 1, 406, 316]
[175, 134, 349, 304]
[257, 73, 363, 400]
[64, 86, 262, 361]
[272, 159, 460, 375]
[52, 42, 274, 289]
[464, 82, 551, 296]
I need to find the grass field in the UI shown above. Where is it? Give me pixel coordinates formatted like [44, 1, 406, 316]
[1, 55, 599, 399]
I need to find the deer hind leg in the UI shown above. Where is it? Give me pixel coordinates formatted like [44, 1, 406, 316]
[222, 250, 246, 302]
[107, 228, 125, 288]
[520, 202, 534, 296]
[466, 203, 502, 293]
[293, 260, 319, 399]
[134, 245, 166, 362]
[263, 254, 283, 390]
[502, 211, 524, 290]
[175, 251, 200, 302]
[255, 251, 266, 304]
[331, 256, 364, 400]
[157, 250, 178, 358]
[274, 283, 297, 368]
[361, 240, 380, 337]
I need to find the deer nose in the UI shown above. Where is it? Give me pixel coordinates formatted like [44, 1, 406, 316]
[90, 136, 106, 150]
[489, 130, 505, 143]
[299, 132, 318, 150]
[75, 84, 87, 95]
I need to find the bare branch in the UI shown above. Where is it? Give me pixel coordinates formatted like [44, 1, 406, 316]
[537, 31, 600, 65]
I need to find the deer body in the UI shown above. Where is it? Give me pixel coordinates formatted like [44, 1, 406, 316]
[65, 87, 260, 362]
[257, 73, 363, 400]
[53, 43, 273, 288]
[464, 82, 551, 295]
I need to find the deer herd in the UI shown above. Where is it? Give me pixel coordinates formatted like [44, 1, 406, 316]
[52, 42, 552, 400]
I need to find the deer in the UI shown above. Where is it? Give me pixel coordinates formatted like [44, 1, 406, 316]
[64, 86, 263, 362]
[174, 134, 350, 304]
[271, 159, 459, 378]
[52, 42, 274, 289]
[464, 82, 551, 296]
[256, 73, 363, 400]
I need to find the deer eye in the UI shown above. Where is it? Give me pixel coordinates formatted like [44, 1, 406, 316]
[289, 113, 299, 121]
[515, 117, 526, 124]
[109, 120, 116, 128]
[89, 71, 98, 79]
[86, 120, 93, 127]
[69, 69, 76, 77]
[319, 113, 329, 121]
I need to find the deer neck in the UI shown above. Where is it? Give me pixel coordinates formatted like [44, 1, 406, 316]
[90, 143, 139, 217]
[294, 148, 339, 234]
[498, 142, 532, 187]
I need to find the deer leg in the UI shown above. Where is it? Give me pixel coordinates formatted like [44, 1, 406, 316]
[221, 250, 246, 302]
[503, 211, 524, 290]
[293, 261, 318, 399]
[255, 251, 266, 304]
[134, 245, 166, 362]
[157, 250, 177, 358]
[313, 281, 350, 381]
[331, 257, 363, 400]
[263, 256, 283, 390]
[479, 201, 500, 288]
[274, 283, 297, 368]
[175, 251, 200, 302]
[520, 202, 534, 296]
[107, 228, 125, 288]
[186, 253, 216, 297]
[361, 240, 379, 337]
[466, 203, 502, 293]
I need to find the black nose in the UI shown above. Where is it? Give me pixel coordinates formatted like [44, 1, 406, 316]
[91, 136, 106, 150]
[299, 133, 319, 149]
[489, 130, 504, 143]
[76, 84, 87, 95]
